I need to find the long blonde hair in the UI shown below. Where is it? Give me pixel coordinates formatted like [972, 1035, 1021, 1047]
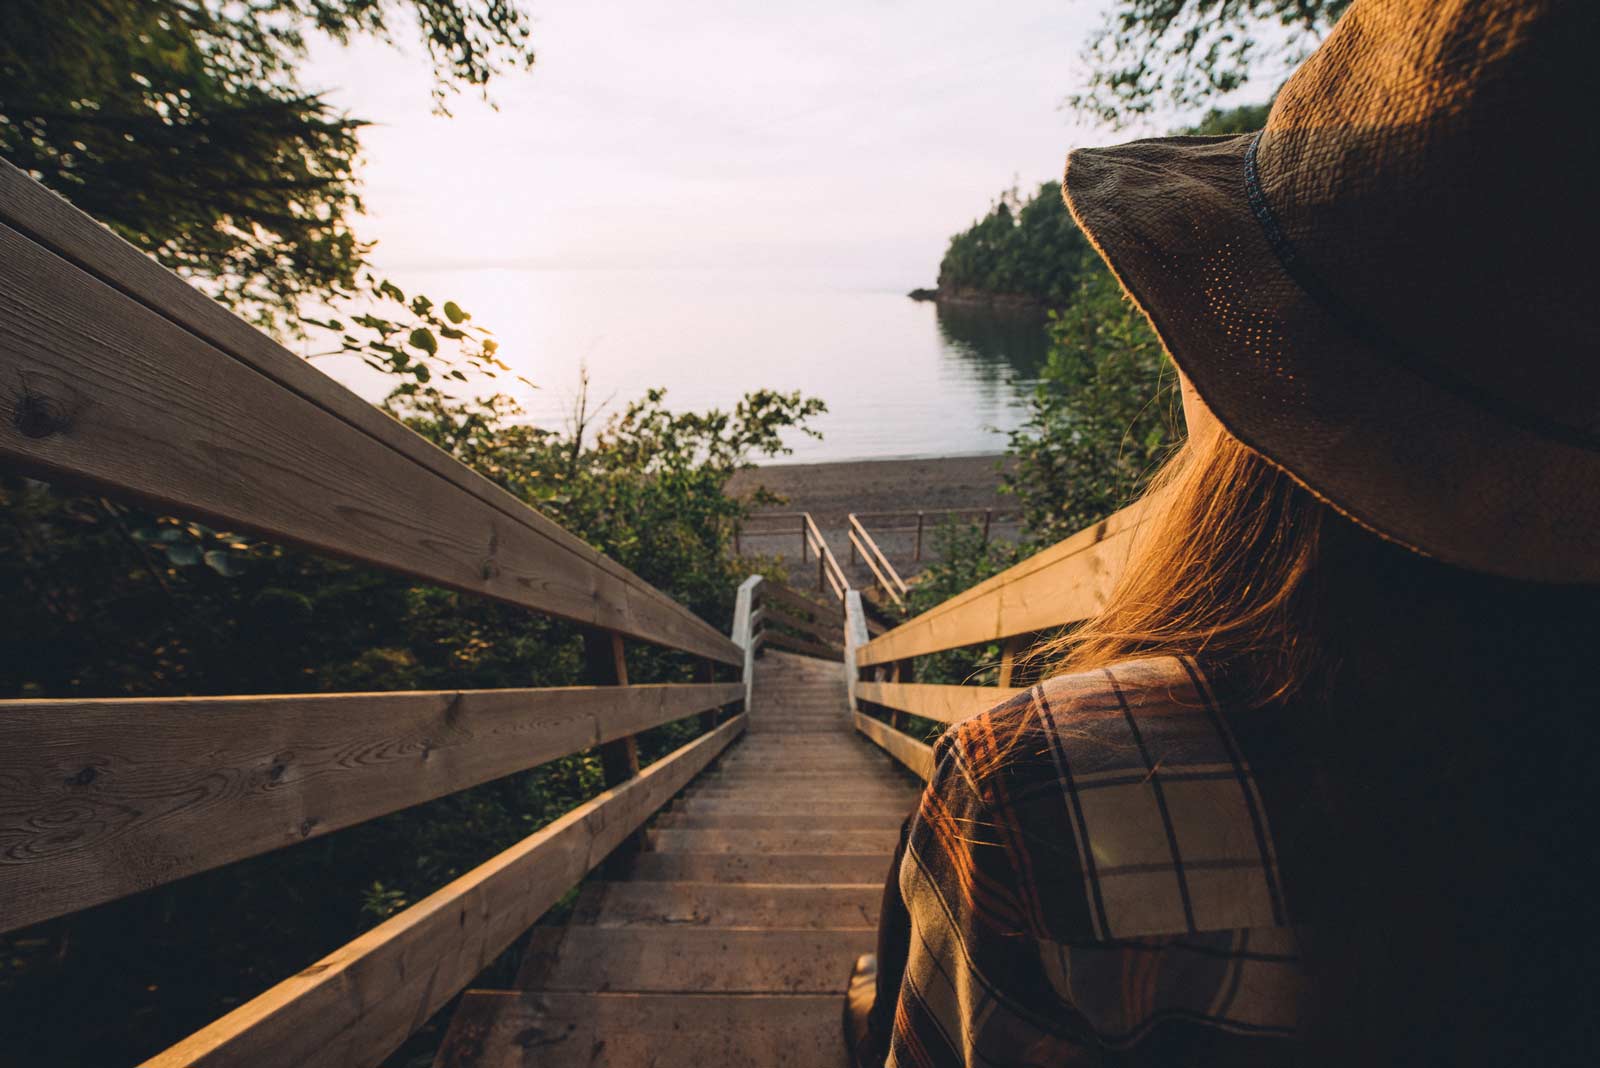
[1038, 417, 1340, 705]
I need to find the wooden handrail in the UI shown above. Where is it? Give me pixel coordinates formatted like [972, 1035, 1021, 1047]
[0, 682, 742, 935]
[856, 498, 1149, 668]
[854, 681, 1022, 726]
[852, 712, 933, 780]
[760, 578, 836, 623]
[743, 577, 845, 661]
[842, 501, 1152, 785]
[801, 514, 849, 601]
[761, 602, 842, 647]
[0, 160, 767, 1065]
[144, 715, 746, 1068]
[846, 514, 908, 604]
[0, 162, 738, 667]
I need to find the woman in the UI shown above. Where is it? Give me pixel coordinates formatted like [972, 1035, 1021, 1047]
[847, 0, 1600, 1064]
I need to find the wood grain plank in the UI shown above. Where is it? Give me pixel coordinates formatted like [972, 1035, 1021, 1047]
[0, 210, 739, 665]
[759, 580, 835, 623]
[756, 630, 843, 662]
[857, 498, 1153, 666]
[853, 713, 935, 781]
[141, 714, 746, 1068]
[854, 681, 1024, 726]
[536, 927, 875, 994]
[761, 603, 841, 647]
[436, 990, 846, 1068]
[0, 682, 740, 934]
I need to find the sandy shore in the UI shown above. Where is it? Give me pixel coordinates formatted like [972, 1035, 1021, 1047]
[726, 454, 1016, 525]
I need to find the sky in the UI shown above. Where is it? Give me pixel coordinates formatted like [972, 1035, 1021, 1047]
[298, 0, 1187, 290]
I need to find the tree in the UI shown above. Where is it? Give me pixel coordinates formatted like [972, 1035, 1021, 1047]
[935, 181, 1094, 306]
[1069, 0, 1349, 124]
[0, 1, 535, 330]
[1003, 268, 1182, 543]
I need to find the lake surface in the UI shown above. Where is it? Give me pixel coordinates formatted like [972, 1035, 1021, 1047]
[316, 267, 1050, 462]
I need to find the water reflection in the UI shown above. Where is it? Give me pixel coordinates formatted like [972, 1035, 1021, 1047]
[935, 301, 1051, 383]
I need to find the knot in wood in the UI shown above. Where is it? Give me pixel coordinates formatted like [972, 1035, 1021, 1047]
[12, 391, 69, 439]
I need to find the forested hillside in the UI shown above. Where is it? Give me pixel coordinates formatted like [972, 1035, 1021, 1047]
[931, 104, 1271, 308]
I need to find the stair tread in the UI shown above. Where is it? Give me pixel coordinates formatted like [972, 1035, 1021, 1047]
[656, 810, 904, 830]
[590, 881, 880, 928]
[649, 827, 900, 854]
[533, 927, 873, 993]
[628, 851, 890, 885]
[436, 991, 847, 1068]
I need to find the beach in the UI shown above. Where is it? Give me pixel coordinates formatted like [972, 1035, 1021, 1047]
[728, 454, 1021, 586]
[726, 453, 1016, 525]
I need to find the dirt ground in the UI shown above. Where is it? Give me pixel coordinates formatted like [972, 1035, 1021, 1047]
[725, 453, 1016, 526]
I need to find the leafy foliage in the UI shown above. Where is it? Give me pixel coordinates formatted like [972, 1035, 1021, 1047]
[1003, 269, 1183, 543]
[0, 372, 821, 1065]
[1068, 0, 1348, 124]
[304, 275, 512, 385]
[0, 0, 535, 329]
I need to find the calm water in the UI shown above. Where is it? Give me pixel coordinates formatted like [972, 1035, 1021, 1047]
[317, 267, 1049, 462]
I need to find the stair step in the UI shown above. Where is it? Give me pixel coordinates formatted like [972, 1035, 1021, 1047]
[648, 828, 900, 854]
[656, 810, 904, 831]
[629, 852, 890, 884]
[671, 798, 912, 818]
[690, 781, 917, 796]
[591, 881, 880, 928]
[436, 991, 845, 1068]
[535, 927, 873, 993]
[701, 770, 886, 784]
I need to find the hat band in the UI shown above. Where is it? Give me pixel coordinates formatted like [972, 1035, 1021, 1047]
[1242, 132, 1598, 453]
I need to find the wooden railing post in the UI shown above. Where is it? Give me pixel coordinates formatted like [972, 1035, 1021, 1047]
[915, 511, 925, 561]
[583, 629, 638, 784]
[697, 659, 719, 732]
[888, 658, 914, 732]
[998, 635, 1021, 689]
[582, 629, 640, 872]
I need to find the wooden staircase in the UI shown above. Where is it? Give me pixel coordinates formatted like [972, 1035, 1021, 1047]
[435, 650, 921, 1067]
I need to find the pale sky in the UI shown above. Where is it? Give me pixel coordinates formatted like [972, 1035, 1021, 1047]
[300, 0, 1198, 288]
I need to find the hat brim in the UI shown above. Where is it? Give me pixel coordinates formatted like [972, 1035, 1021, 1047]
[1063, 133, 1600, 582]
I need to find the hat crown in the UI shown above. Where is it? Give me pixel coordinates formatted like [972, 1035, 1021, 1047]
[1255, 0, 1600, 444]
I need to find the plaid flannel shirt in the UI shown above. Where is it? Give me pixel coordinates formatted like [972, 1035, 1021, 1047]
[887, 656, 1303, 1067]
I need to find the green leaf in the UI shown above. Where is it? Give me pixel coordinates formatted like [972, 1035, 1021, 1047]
[164, 543, 201, 566]
[407, 328, 438, 355]
[443, 301, 468, 324]
[203, 550, 242, 576]
[413, 364, 432, 383]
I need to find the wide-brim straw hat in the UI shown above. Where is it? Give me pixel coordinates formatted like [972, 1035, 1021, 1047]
[1063, 0, 1599, 582]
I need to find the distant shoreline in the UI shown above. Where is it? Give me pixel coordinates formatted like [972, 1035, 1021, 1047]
[906, 286, 1046, 314]
[727, 453, 1015, 526]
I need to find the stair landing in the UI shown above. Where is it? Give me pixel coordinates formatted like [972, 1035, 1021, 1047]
[435, 650, 920, 1068]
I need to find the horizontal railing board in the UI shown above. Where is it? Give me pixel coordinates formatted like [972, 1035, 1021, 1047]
[761, 603, 842, 647]
[848, 529, 906, 607]
[142, 713, 745, 1068]
[758, 580, 835, 623]
[0, 682, 741, 934]
[0, 188, 738, 666]
[756, 630, 842, 662]
[853, 713, 935, 781]
[855, 681, 1024, 726]
[857, 499, 1149, 666]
